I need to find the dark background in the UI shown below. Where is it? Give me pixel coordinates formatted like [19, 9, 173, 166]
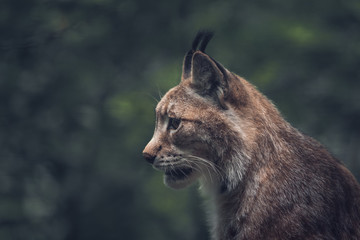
[1, 0, 359, 239]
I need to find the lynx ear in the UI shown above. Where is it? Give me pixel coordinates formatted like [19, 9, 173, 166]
[181, 50, 194, 80]
[191, 51, 228, 109]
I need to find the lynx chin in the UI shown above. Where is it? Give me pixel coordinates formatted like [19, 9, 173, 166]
[142, 31, 360, 240]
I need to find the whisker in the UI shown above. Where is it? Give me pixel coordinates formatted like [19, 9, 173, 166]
[187, 157, 213, 182]
[146, 93, 160, 104]
[157, 86, 164, 100]
[183, 155, 225, 183]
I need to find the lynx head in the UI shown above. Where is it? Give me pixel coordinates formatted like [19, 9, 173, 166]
[143, 32, 271, 191]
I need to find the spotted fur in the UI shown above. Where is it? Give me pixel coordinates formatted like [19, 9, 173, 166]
[143, 32, 360, 240]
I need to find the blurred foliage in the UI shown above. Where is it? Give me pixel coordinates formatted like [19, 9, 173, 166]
[0, 0, 359, 239]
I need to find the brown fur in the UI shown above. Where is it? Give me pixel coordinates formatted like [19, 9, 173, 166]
[143, 34, 360, 240]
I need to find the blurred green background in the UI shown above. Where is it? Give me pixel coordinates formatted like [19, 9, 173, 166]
[1, 0, 359, 239]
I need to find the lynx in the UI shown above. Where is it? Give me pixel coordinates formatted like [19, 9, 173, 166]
[142, 31, 360, 240]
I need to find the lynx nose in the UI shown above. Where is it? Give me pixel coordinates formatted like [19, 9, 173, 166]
[143, 152, 156, 164]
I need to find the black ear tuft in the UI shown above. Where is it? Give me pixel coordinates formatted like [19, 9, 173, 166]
[182, 30, 215, 80]
[191, 30, 214, 52]
[191, 32, 204, 51]
[199, 31, 214, 52]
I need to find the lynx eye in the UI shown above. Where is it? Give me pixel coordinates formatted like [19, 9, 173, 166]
[168, 117, 181, 130]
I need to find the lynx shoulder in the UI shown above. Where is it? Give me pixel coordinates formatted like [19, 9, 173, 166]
[143, 31, 360, 240]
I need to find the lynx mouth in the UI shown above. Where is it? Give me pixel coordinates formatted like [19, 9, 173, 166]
[163, 166, 199, 189]
[160, 163, 199, 189]
[165, 167, 193, 180]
